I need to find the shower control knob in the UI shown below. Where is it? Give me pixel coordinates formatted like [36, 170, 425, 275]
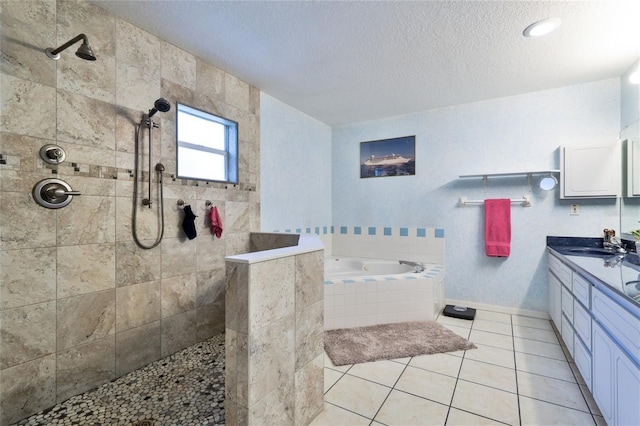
[39, 144, 67, 165]
[48, 149, 63, 159]
[33, 178, 81, 209]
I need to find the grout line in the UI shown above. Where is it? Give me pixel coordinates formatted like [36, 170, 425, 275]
[367, 359, 411, 425]
[321, 400, 374, 424]
[519, 394, 593, 414]
[442, 324, 469, 425]
[448, 408, 514, 426]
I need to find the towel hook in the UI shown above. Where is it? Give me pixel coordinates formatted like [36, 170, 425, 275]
[177, 199, 185, 209]
[205, 200, 212, 207]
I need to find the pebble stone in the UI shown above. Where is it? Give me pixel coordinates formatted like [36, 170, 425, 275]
[13, 334, 226, 426]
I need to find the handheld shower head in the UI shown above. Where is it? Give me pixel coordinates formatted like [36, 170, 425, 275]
[147, 98, 171, 118]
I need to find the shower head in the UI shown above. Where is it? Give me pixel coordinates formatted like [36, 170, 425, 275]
[46, 34, 97, 61]
[75, 42, 96, 61]
[147, 98, 171, 118]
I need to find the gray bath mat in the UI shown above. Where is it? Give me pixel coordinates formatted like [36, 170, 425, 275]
[324, 320, 476, 366]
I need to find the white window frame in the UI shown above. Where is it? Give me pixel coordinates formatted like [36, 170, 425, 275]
[176, 103, 238, 184]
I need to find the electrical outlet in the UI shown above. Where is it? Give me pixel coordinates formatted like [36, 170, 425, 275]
[570, 204, 580, 215]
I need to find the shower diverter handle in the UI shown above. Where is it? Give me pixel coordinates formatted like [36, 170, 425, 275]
[49, 188, 82, 197]
[33, 178, 82, 209]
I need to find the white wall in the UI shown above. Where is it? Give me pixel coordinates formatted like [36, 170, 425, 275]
[332, 79, 621, 312]
[260, 93, 333, 231]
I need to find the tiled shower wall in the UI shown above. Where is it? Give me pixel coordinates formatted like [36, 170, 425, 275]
[0, 1, 260, 424]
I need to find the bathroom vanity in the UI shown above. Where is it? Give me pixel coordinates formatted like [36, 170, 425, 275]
[547, 237, 640, 426]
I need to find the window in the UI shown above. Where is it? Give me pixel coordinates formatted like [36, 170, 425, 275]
[176, 103, 238, 183]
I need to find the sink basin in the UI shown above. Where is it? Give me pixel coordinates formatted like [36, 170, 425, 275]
[624, 281, 640, 300]
[564, 247, 619, 255]
[559, 247, 627, 260]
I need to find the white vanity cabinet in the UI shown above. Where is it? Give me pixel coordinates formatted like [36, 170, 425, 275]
[548, 250, 640, 425]
[548, 272, 562, 328]
[591, 285, 640, 426]
[560, 143, 621, 199]
[548, 253, 570, 329]
[592, 320, 640, 426]
[548, 252, 589, 378]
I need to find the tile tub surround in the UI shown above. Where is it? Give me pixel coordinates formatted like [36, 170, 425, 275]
[332, 226, 444, 264]
[324, 263, 445, 330]
[0, 1, 260, 424]
[225, 233, 325, 425]
[272, 226, 445, 271]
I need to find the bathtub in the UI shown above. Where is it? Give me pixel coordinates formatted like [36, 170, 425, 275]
[323, 257, 445, 330]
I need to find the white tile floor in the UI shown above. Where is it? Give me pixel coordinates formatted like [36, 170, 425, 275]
[312, 309, 605, 426]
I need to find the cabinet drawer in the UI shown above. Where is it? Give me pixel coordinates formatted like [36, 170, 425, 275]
[561, 286, 574, 323]
[572, 273, 591, 309]
[574, 302, 592, 349]
[592, 286, 640, 363]
[561, 314, 574, 358]
[549, 254, 572, 289]
[574, 336, 592, 390]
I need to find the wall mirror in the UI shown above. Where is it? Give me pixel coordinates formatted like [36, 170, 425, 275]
[621, 120, 640, 237]
[618, 57, 639, 239]
[176, 103, 239, 183]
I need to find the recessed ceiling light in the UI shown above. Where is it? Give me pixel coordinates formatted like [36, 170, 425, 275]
[523, 18, 562, 37]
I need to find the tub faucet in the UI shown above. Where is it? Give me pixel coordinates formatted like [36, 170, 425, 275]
[399, 260, 425, 273]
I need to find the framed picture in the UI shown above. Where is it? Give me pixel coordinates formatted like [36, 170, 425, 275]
[360, 135, 415, 178]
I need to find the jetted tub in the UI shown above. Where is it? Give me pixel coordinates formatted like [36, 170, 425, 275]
[323, 257, 445, 330]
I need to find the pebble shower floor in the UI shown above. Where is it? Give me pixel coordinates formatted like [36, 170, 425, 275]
[13, 334, 225, 426]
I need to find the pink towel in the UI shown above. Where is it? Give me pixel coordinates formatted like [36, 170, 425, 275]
[209, 206, 223, 238]
[484, 199, 511, 257]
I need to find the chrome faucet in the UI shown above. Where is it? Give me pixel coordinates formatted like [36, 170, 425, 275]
[399, 260, 425, 273]
[603, 230, 626, 253]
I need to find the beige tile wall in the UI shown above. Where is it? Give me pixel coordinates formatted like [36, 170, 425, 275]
[0, 0, 260, 424]
[225, 247, 324, 425]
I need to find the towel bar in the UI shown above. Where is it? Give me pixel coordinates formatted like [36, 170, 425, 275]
[459, 195, 531, 207]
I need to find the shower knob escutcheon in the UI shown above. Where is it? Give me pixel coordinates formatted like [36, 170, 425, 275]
[33, 178, 81, 209]
[39, 144, 67, 165]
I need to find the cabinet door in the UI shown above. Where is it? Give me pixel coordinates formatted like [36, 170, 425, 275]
[561, 286, 574, 323]
[561, 314, 574, 358]
[592, 322, 615, 425]
[561, 143, 621, 198]
[573, 301, 592, 349]
[548, 272, 562, 329]
[615, 350, 640, 426]
[574, 336, 592, 390]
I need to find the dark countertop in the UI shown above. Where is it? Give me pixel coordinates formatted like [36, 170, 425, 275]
[547, 236, 640, 314]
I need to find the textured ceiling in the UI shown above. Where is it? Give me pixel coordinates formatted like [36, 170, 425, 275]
[91, 1, 640, 127]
